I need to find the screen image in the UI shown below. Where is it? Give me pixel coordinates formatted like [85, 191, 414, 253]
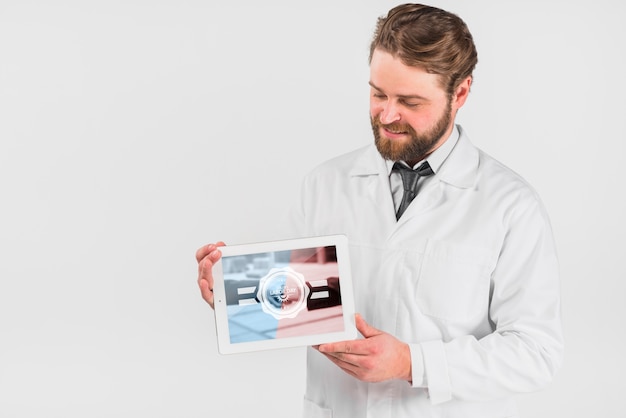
[221, 246, 344, 344]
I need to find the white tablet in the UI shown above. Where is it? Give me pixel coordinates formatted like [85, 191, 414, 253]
[212, 234, 357, 354]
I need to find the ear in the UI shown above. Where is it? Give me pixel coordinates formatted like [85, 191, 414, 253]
[452, 76, 472, 110]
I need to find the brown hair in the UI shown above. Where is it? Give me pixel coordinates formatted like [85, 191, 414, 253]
[369, 3, 478, 97]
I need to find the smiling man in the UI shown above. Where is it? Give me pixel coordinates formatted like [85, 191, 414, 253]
[369, 49, 465, 167]
[197, 4, 563, 417]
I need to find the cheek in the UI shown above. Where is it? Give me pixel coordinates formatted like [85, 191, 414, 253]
[369, 101, 383, 118]
[406, 111, 435, 130]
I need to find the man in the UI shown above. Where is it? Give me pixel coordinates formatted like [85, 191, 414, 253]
[196, 4, 563, 417]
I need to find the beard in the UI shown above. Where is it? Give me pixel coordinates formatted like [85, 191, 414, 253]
[371, 101, 452, 163]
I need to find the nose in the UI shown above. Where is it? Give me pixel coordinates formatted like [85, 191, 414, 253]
[378, 100, 401, 125]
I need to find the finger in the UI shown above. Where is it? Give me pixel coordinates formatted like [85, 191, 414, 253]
[196, 243, 225, 309]
[355, 313, 381, 339]
[319, 352, 362, 377]
[195, 242, 226, 263]
[323, 352, 360, 369]
[198, 275, 215, 308]
[197, 247, 223, 278]
[197, 254, 221, 293]
[318, 340, 366, 359]
[195, 244, 213, 263]
[323, 353, 380, 383]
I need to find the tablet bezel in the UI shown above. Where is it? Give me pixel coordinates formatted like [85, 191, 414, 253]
[212, 234, 356, 354]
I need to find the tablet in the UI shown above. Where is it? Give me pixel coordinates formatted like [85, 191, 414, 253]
[212, 234, 357, 354]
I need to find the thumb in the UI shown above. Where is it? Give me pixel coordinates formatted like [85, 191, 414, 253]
[355, 313, 381, 339]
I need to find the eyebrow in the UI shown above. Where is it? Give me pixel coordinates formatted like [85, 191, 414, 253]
[368, 81, 430, 101]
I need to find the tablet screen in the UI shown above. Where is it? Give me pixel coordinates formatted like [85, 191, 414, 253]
[212, 235, 356, 354]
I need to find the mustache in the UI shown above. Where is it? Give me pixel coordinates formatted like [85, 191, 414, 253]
[371, 116, 414, 134]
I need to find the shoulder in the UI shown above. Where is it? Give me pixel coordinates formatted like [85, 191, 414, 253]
[477, 148, 542, 201]
[452, 127, 541, 200]
[472, 145, 551, 227]
[450, 127, 548, 216]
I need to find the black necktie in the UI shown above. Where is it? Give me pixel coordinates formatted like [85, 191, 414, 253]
[392, 161, 434, 220]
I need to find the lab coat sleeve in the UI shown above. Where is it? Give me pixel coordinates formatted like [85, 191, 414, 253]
[409, 341, 455, 404]
[418, 194, 564, 404]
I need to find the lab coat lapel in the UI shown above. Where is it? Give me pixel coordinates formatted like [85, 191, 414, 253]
[345, 128, 480, 239]
[395, 181, 444, 227]
[393, 127, 480, 229]
[348, 144, 398, 232]
[436, 126, 480, 190]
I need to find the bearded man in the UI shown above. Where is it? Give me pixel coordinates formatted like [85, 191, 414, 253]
[197, 4, 563, 417]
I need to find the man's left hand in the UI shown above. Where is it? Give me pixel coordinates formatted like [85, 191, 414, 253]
[314, 313, 412, 383]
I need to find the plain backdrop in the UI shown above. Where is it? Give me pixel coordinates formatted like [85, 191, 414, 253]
[1, 0, 625, 416]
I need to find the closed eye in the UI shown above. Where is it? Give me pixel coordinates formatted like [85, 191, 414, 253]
[400, 99, 420, 108]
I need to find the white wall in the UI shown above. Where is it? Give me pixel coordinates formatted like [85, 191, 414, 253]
[1, 1, 624, 416]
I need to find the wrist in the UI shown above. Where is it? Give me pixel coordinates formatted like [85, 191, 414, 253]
[407, 343, 427, 387]
[402, 343, 413, 382]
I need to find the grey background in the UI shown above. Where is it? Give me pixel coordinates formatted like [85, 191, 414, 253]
[1, 0, 624, 416]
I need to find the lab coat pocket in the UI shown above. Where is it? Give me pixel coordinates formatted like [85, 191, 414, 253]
[303, 397, 333, 418]
[417, 239, 495, 322]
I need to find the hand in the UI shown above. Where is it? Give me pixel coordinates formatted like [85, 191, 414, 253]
[314, 314, 412, 383]
[195, 242, 226, 309]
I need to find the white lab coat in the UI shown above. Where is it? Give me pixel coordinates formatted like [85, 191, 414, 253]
[291, 126, 563, 418]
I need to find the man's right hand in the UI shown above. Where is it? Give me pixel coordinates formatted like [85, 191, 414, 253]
[195, 242, 225, 309]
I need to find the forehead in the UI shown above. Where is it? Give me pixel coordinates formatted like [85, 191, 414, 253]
[369, 49, 445, 98]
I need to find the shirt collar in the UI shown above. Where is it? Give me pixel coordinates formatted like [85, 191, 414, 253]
[383, 125, 460, 175]
[348, 124, 479, 190]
